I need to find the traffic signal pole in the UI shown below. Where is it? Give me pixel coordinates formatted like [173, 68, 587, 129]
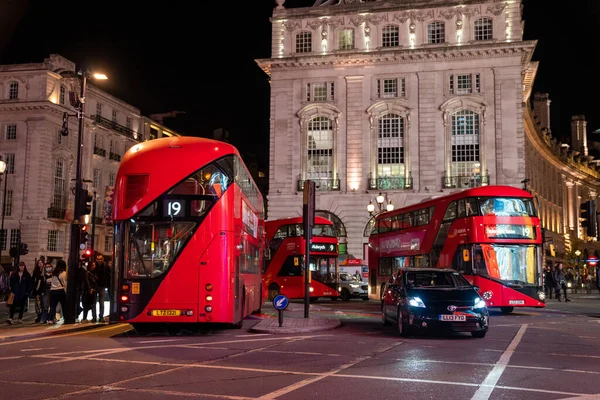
[65, 71, 87, 324]
[90, 191, 96, 256]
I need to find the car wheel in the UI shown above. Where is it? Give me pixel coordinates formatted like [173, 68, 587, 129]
[341, 288, 350, 301]
[382, 305, 390, 325]
[397, 309, 410, 336]
[471, 331, 487, 338]
[500, 307, 514, 314]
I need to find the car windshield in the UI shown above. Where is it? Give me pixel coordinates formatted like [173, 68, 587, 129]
[406, 271, 471, 289]
[339, 273, 358, 282]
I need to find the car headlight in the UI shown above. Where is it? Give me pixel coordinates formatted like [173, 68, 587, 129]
[473, 297, 486, 309]
[350, 284, 360, 288]
[408, 297, 426, 308]
[538, 291, 546, 301]
[482, 291, 493, 300]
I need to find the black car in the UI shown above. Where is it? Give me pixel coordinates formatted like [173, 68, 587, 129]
[382, 268, 489, 338]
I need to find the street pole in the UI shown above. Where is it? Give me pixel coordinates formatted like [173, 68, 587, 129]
[91, 191, 97, 255]
[302, 180, 315, 319]
[65, 71, 87, 324]
[0, 174, 6, 265]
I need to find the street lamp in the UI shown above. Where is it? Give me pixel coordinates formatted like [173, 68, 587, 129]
[367, 192, 394, 216]
[0, 156, 6, 266]
[63, 69, 108, 324]
[575, 249, 582, 272]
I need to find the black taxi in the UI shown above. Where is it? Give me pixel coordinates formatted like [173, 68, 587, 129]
[382, 268, 489, 338]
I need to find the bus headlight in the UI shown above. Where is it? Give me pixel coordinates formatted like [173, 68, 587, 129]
[482, 291, 493, 300]
[538, 291, 546, 301]
[309, 287, 314, 293]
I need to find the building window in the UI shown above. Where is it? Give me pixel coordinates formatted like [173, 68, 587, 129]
[427, 21, 445, 44]
[126, 117, 132, 130]
[296, 31, 312, 53]
[338, 28, 354, 50]
[59, 85, 66, 105]
[48, 230, 61, 252]
[93, 168, 101, 188]
[96, 103, 103, 117]
[104, 236, 112, 253]
[112, 109, 117, 122]
[0, 229, 5, 251]
[8, 82, 18, 100]
[3, 153, 15, 174]
[474, 17, 493, 41]
[449, 73, 481, 95]
[377, 113, 405, 178]
[9, 229, 20, 250]
[451, 110, 480, 177]
[306, 82, 335, 102]
[2, 190, 12, 217]
[5, 124, 16, 140]
[109, 172, 116, 187]
[53, 158, 67, 211]
[381, 25, 400, 47]
[57, 128, 63, 145]
[307, 117, 334, 183]
[376, 78, 405, 98]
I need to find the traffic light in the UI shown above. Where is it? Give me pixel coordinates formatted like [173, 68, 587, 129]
[83, 249, 93, 259]
[79, 225, 89, 247]
[78, 187, 93, 216]
[580, 200, 598, 238]
[19, 243, 28, 256]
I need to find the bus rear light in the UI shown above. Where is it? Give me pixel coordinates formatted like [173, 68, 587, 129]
[206, 314, 212, 321]
[121, 295, 129, 302]
[205, 295, 213, 302]
[185, 310, 194, 316]
[205, 306, 213, 313]
[120, 306, 129, 313]
[119, 315, 125, 320]
[205, 284, 213, 291]
[122, 284, 130, 291]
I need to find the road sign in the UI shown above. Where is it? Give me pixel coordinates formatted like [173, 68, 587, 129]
[273, 294, 289, 310]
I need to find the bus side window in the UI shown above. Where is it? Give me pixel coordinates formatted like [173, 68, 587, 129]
[277, 256, 302, 277]
[443, 201, 457, 221]
[458, 200, 466, 218]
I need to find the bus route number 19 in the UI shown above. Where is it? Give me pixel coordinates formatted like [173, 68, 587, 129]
[165, 200, 185, 217]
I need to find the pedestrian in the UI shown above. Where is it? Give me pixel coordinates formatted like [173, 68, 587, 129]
[31, 260, 47, 323]
[48, 260, 67, 324]
[554, 263, 570, 302]
[543, 264, 554, 299]
[82, 262, 98, 322]
[93, 254, 110, 322]
[6, 262, 32, 325]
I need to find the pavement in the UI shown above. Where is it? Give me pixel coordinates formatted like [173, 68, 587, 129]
[0, 299, 109, 342]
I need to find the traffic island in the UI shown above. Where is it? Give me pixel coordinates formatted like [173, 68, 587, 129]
[250, 317, 342, 334]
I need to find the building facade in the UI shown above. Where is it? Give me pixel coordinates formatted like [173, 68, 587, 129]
[257, 0, 537, 260]
[0, 54, 179, 269]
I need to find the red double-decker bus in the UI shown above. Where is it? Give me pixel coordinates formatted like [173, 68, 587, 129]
[368, 186, 545, 313]
[110, 137, 264, 328]
[263, 216, 339, 301]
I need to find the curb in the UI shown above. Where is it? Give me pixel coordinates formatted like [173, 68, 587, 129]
[0, 323, 108, 343]
[250, 318, 342, 334]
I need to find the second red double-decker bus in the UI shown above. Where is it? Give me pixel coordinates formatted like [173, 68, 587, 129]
[263, 216, 339, 301]
[368, 185, 545, 312]
[110, 136, 264, 328]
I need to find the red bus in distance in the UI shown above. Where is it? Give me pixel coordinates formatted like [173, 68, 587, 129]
[368, 185, 545, 313]
[110, 137, 264, 328]
[263, 216, 339, 302]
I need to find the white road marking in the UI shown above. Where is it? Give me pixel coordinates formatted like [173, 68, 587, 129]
[20, 347, 56, 352]
[137, 339, 183, 344]
[264, 350, 341, 357]
[234, 334, 271, 337]
[471, 324, 528, 400]
[0, 324, 128, 346]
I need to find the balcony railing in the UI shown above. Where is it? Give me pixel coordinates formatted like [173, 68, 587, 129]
[297, 176, 340, 191]
[109, 152, 121, 162]
[91, 115, 139, 141]
[368, 174, 413, 190]
[442, 173, 490, 189]
[47, 206, 66, 220]
[93, 146, 106, 157]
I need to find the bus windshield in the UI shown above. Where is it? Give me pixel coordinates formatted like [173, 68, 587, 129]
[475, 244, 537, 285]
[478, 197, 536, 217]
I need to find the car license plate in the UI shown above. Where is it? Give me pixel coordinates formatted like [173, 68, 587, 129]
[152, 310, 181, 317]
[324, 292, 332, 295]
[509, 300, 525, 305]
[440, 314, 466, 322]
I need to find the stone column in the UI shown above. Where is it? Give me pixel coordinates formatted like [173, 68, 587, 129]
[575, 181, 583, 239]
[566, 180, 575, 232]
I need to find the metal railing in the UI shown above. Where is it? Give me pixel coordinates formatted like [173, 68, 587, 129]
[368, 174, 413, 190]
[47, 207, 66, 219]
[93, 146, 106, 157]
[442, 173, 490, 189]
[109, 152, 121, 162]
[297, 176, 340, 191]
[91, 115, 139, 141]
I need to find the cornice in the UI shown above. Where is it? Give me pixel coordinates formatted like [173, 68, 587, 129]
[257, 40, 536, 76]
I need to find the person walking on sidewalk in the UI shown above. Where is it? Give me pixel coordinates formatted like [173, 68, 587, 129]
[31, 260, 47, 323]
[543, 264, 555, 299]
[6, 262, 32, 325]
[82, 262, 98, 323]
[554, 263, 571, 302]
[94, 255, 110, 323]
[48, 260, 67, 324]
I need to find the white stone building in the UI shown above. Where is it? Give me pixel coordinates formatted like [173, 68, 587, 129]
[0, 54, 179, 269]
[257, 0, 537, 260]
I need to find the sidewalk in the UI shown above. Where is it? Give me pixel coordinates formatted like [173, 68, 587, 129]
[0, 300, 109, 342]
[251, 301, 342, 334]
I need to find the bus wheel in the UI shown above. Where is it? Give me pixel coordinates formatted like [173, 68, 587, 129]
[268, 284, 280, 301]
[252, 285, 263, 314]
[341, 288, 350, 301]
[233, 291, 245, 329]
[309, 297, 319, 303]
[500, 307, 514, 314]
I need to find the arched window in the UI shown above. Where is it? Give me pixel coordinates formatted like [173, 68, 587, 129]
[377, 113, 405, 186]
[316, 210, 347, 237]
[338, 28, 354, 50]
[474, 17, 493, 41]
[53, 158, 67, 211]
[307, 116, 334, 188]
[451, 110, 480, 178]
[8, 82, 19, 100]
[381, 25, 399, 47]
[427, 21, 445, 44]
[296, 31, 313, 53]
[364, 216, 376, 237]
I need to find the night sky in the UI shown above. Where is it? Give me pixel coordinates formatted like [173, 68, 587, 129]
[0, 0, 598, 166]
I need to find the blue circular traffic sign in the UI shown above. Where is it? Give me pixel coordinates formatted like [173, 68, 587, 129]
[273, 294, 289, 310]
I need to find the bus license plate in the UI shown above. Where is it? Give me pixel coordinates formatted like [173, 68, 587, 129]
[509, 300, 525, 305]
[440, 314, 466, 322]
[152, 310, 181, 317]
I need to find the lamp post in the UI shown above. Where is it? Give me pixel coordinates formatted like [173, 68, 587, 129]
[574, 249, 582, 273]
[64, 69, 107, 324]
[0, 156, 6, 266]
[367, 192, 394, 216]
